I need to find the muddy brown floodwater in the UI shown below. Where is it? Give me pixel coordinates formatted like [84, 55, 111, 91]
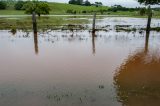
[0, 16, 160, 106]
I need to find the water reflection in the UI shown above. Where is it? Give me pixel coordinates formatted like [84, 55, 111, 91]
[34, 32, 39, 55]
[92, 33, 96, 55]
[114, 32, 160, 105]
[10, 28, 17, 35]
[145, 30, 150, 53]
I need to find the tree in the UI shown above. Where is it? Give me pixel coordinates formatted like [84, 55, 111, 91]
[84, 0, 91, 6]
[23, 1, 51, 17]
[77, 0, 83, 5]
[68, 0, 83, 5]
[14, 1, 25, 10]
[69, 0, 76, 4]
[137, 0, 160, 32]
[138, 0, 160, 5]
[0, 1, 7, 10]
[95, 2, 103, 7]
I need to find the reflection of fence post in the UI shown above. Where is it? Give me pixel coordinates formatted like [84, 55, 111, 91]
[92, 12, 96, 33]
[32, 12, 37, 33]
[146, 5, 152, 33]
[34, 32, 39, 55]
[92, 33, 96, 55]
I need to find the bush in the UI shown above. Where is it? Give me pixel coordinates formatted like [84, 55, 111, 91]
[82, 10, 87, 13]
[14, 1, 26, 10]
[66, 10, 77, 14]
[0, 1, 7, 10]
[100, 9, 106, 14]
[66, 9, 73, 14]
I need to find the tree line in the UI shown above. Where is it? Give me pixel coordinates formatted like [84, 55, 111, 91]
[68, 0, 103, 6]
[0, 0, 50, 16]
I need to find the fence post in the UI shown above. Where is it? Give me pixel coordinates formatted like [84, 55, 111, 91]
[92, 12, 96, 33]
[146, 5, 152, 33]
[32, 11, 37, 33]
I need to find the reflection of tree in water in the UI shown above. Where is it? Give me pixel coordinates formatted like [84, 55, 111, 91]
[114, 32, 160, 105]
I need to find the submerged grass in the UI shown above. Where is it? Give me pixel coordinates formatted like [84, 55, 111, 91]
[0, 16, 89, 31]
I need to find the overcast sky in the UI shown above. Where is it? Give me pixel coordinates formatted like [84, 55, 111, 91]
[42, 0, 141, 7]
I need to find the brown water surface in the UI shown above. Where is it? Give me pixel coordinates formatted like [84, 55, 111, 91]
[0, 16, 160, 106]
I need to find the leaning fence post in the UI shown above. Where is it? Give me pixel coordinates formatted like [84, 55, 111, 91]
[92, 12, 96, 33]
[32, 11, 37, 33]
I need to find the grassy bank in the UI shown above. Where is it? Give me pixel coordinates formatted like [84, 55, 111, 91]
[0, 2, 160, 18]
[0, 2, 108, 15]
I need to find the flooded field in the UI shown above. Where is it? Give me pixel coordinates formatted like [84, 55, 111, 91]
[0, 16, 160, 106]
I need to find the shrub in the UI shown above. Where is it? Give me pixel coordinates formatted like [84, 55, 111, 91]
[82, 10, 87, 13]
[66, 9, 73, 14]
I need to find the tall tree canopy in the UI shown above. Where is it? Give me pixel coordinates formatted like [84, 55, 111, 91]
[0, 1, 7, 9]
[14, 1, 25, 10]
[138, 0, 160, 5]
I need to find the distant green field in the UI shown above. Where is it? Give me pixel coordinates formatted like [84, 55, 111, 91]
[48, 2, 108, 14]
[0, 2, 160, 18]
[0, 2, 108, 15]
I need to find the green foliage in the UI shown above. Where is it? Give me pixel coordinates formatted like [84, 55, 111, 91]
[108, 5, 140, 12]
[84, 0, 91, 6]
[0, 1, 7, 10]
[82, 10, 87, 13]
[138, 0, 160, 5]
[69, 0, 83, 5]
[14, 1, 25, 10]
[66, 9, 77, 14]
[23, 1, 51, 16]
[139, 8, 146, 16]
[95, 2, 103, 7]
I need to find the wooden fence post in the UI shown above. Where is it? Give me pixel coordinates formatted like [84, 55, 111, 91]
[32, 11, 37, 33]
[145, 5, 152, 53]
[92, 12, 96, 33]
[146, 5, 152, 33]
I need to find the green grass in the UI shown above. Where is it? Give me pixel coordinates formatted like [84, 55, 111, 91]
[0, 10, 24, 15]
[0, 16, 90, 30]
[0, 2, 160, 18]
[48, 2, 108, 14]
[0, 2, 108, 15]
